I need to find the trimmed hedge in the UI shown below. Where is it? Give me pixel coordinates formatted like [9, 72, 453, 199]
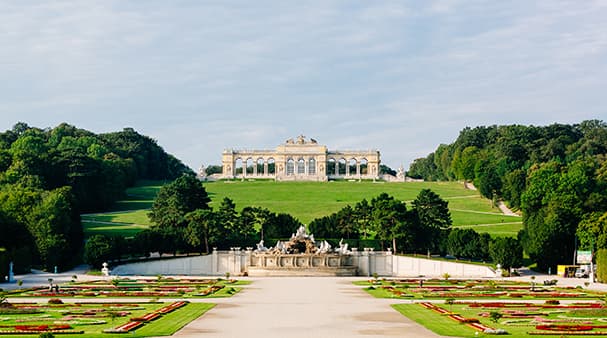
[596, 249, 607, 283]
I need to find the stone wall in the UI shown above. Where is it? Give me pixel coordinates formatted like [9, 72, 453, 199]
[392, 255, 495, 278]
[110, 249, 495, 278]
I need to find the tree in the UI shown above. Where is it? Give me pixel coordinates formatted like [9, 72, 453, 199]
[335, 205, 359, 239]
[412, 189, 452, 252]
[354, 199, 373, 239]
[577, 211, 607, 250]
[446, 228, 489, 260]
[489, 237, 523, 272]
[266, 213, 302, 239]
[185, 209, 216, 254]
[84, 235, 113, 267]
[149, 174, 211, 229]
[370, 193, 408, 252]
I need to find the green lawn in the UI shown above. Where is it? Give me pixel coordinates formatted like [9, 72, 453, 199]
[0, 302, 214, 337]
[392, 304, 479, 338]
[82, 220, 149, 237]
[391, 302, 607, 338]
[82, 180, 522, 238]
[454, 221, 523, 237]
[128, 303, 215, 337]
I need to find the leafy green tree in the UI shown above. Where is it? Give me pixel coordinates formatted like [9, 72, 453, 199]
[446, 228, 490, 260]
[370, 193, 408, 252]
[84, 235, 113, 267]
[354, 199, 373, 239]
[489, 237, 523, 272]
[185, 209, 216, 254]
[577, 211, 607, 250]
[335, 205, 359, 239]
[412, 189, 452, 252]
[149, 174, 211, 229]
[266, 213, 302, 239]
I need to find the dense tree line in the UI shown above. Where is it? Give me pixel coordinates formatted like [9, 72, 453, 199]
[84, 177, 522, 273]
[84, 174, 304, 265]
[0, 122, 192, 273]
[408, 120, 607, 270]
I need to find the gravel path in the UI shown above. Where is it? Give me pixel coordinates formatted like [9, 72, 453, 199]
[168, 277, 448, 338]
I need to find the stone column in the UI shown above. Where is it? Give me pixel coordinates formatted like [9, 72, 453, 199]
[212, 248, 218, 275]
[253, 161, 257, 176]
[264, 161, 268, 176]
[356, 161, 360, 177]
[242, 161, 247, 178]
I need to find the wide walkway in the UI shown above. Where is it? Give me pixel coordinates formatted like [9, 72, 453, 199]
[169, 277, 447, 338]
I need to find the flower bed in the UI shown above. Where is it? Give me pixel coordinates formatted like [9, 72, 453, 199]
[103, 320, 144, 333]
[130, 312, 161, 322]
[155, 301, 188, 314]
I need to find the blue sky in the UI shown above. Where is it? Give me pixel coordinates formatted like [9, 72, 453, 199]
[1, 1, 606, 170]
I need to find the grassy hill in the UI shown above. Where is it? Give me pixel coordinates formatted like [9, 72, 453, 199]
[81, 180, 522, 238]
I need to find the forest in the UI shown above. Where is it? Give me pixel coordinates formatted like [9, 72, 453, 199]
[408, 120, 607, 270]
[0, 122, 192, 276]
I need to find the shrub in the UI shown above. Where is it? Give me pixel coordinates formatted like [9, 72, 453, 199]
[598, 249, 607, 283]
[38, 333, 55, 338]
[48, 298, 63, 304]
[545, 299, 560, 305]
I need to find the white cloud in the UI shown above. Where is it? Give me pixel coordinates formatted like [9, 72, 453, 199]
[0, 0, 605, 170]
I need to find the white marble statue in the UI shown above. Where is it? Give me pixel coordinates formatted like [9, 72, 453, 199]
[256, 240, 268, 252]
[337, 239, 350, 254]
[101, 262, 110, 276]
[295, 225, 306, 238]
[275, 240, 286, 254]
[316, 240, 332, 254]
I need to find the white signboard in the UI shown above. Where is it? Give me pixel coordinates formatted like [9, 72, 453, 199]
[577, 250, 592, 264]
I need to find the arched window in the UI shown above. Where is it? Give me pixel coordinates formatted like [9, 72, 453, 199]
[338, 158, 347, 176]
[257, 158, 264, 175]
[327, 158, 336, 175]
[308, 158, 316, 175]
[360, 158, 368, 175]
[267, 158, 276, 174]
[297, 158, 305, 174]
[349, 158, 357, 176]
[246, 158, 254, 175]
[286, 159, 295, 175]
[235, 158, 243, 175]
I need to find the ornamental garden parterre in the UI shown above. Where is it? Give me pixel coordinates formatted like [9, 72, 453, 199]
[0, 277, 244, 336]
[359, 278, 607, 336]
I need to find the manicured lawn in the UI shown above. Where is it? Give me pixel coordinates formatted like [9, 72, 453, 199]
[81, 220, 149, 237]
[455, 221, 523, 237]
[129, 302, 215, 337]
[392, 304, 477, 337]
[0, 301, 214, 337]
[392, 301, 607, 338]
[358, 279, 607, 338]
[356, 278, 604, 300]
[9, 278, 248, 299]
[82, 180, 522, 238]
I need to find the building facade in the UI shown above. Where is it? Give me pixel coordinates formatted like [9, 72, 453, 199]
[221, 135, 380, 181]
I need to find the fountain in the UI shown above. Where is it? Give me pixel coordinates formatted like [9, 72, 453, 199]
[247, 226, 357, 276]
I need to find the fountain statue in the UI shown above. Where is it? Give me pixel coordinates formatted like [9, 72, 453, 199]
[250, 227, 357, 276]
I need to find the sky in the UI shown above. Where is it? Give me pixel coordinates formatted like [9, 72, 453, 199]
[1, 1, 606, 170]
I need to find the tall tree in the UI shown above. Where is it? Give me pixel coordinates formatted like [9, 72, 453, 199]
[185, 209, 217, 254]
[370, 193, 408, 252]
[148, 174, 211, 229]
[489, 237, 523, 272]
[412, 189, 452, 253]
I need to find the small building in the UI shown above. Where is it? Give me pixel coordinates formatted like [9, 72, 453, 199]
[221, 135, 380, 181]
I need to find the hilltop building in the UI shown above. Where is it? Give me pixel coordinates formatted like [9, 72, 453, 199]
[221, 135, 380, 181]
